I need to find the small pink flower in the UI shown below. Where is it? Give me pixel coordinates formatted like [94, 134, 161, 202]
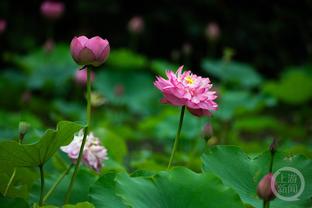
[40, 1, 65, 20]
[205, 22, 220, 41]
[70, 36, 110, 67]
[154, 66, 218, 117]
[75, 68, 95, 86]
[0, 19, 7, 34]
[61, 130, 108, 172]
[128, 16, 144, 34]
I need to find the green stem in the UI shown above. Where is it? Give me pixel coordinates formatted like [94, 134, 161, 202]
[263, 200, 270, 208]
[64, 67, 92, 204]
[3, 168, 16, 196]
[39, 165, 45, 206]
[167, 106, 186, 169]
[43, 164, 74, 203]
[4, 134, 24, 196]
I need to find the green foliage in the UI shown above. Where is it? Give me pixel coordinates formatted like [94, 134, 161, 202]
[15, 45, 77, 91]
[94, 70, 160, 115]
[30, 168, 97, 206]
[0, 195, 29, 208]
[89, 167, 245, 208]
[139, 107, 207, 141]
[0, 121, 83, 167]
[202, 146, 312, 208]
[201, 59, 262, 88]
[150, 59, 179, 76]
[106, 49, 148, 70]
[263, 69, 312, 104]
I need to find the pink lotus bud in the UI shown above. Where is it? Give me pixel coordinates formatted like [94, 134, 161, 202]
[43, 38, 55, 53]
[205, 22, 220, 41]
[128, 16, 144, 34]
[202, 123, 213, 137]
[75, 68, 95, 86]
[114, 84, 124, 96]
[0, 19, 7, 34]
[40, 1, 64, 20]
[257, 173, 277, 201]
[70, 36, 110, 67]
[182, 43, 192, 56]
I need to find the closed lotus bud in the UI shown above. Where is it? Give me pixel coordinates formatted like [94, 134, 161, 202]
[257, 173, 276, 201]
[19, 121, 30, 141]
[43, 38, 54, 53]
[0, 19, 7, 34]
[70, 36, 110, 67]
[40, 1, 65, 20]
[182, 42, 192, 56]
[202, 123, 213, 138]
[128, 16, 144, 34]
[114, 84, 124, 96]
[75, 68, 95, 86]
[205, 22, 220, 41]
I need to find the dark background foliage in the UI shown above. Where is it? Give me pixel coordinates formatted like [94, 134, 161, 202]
[1, 0, 312, 76]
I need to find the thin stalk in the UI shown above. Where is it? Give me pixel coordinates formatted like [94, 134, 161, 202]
[64, 67, 92, 204]
[39, 165, 45, 206]
[167, 106, 186, 169]
[4, 133, 24, 196]
[3, 169, 16, 196]
[43, 164, 74, 203]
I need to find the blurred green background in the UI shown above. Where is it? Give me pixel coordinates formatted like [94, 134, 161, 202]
[0, 0, 312, 174]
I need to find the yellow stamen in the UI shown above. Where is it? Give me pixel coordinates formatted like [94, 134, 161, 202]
[185, 76, 194, 84]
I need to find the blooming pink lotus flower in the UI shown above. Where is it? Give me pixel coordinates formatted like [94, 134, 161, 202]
[0, 19, 7, 34]
[61, 130, 108, 172]
[75, 68, 95, 85]
[154, 66, 218, 116]
[40, 1, 64, 20]
[70, 36, 110, 67]
[128, 16, 144, 34]
[257, 173, 277, 201]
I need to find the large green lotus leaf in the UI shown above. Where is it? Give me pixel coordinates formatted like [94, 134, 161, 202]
[201, 59, 262, 88]
[0, 195, 29, 208]
[94, 70, 161, 115]
[89, 167, 245, 208]
[106, 48, 148, 70]
[30, 168, 97, 206]
[202, 146, 312, 208]
[0, 167, 37, 199]
[262, 69, 312, 105]
[40, 201, 94, 208]
[0, 121, 83, 167]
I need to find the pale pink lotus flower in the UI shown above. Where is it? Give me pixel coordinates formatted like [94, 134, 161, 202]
[61, 130, 108, 172]
[70, 36, 110, 67]
[40, 1, 64, 20]
[154, 66, 218, 117]
[0, 19, 7, 34]
[75, 68, 95, 86]
[128, 16, 144, 34]
[205, 22, 220, 41]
